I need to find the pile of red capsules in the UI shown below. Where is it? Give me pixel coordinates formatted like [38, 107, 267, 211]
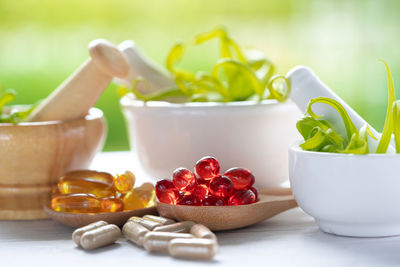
[155, 156, 258, 206]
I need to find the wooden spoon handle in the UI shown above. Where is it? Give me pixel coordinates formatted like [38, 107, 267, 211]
[26, 39, 129, 122]
[257, 194, 298, 223]
[259, 187, 293, 195]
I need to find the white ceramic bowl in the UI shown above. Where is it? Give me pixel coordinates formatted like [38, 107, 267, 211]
[289, 144, 400, 237]
[121, 96, 300, 189]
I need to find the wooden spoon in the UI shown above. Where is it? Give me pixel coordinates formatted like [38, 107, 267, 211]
[44, 188, 295, 229]
[156, 189, 297, 231]
[26, 39, 129, 122]
[43, 204, 157, 228]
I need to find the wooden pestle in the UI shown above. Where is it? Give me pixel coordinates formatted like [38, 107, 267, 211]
[26, 39, 129, 122]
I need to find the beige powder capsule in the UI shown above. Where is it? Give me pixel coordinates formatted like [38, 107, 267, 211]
[153, 221, 195, 233]
[143, 215, 175, 225]
[143, 232, 194, 253]
[72, 221, 108, 246]
[80, 224, 121, 250]
[168, 238, 218, 260]
[190, 224, 217, 241]
[122, 221, 149, 246]
[128, 216, 162, 230]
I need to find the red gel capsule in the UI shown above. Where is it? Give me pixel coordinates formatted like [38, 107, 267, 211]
[155, 179, 180, 204]
[209, 175, 234, 199]
[197, 178, 210, 187]
[192, 184, 209, 200]
[202, 195, 225, 206]
[177, 194, 201, 206]
[172, 167, 196, 192]
[178, 191, 186, 198]
[249, 186, 258, 200]
[223, 167, 255, 190]
[195, 156, 220, 180]
[228, 189, 256, 206]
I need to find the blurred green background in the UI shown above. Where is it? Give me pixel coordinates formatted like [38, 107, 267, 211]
[0, 0, 399, 151]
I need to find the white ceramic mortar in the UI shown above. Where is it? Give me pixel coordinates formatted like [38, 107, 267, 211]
[121, 97, 301, 189]
[289, 144, 400, 237]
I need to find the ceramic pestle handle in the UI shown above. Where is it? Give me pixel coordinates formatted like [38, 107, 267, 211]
[26, 39, 130, 122]
[287, 66, 394, 153]
[115, 40, 175, 94]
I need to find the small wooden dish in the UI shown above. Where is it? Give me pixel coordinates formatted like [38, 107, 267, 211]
[156, 192, 297, 231]
[44, 204, 157, 228]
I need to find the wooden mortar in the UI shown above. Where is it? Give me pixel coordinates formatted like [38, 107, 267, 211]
[0, 39, 128, 220]
[0, 108, 106, 220]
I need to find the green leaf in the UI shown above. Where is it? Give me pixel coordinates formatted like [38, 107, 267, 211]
[212, 58, 265, 100]
[166, 43, 185, 73]
[194, 27, 226, 45]
[2, 103, 38, 124]
[296, 117, 329, 139]
[195, 73, 230, 101]
[298, 60, 398, 155]
[251, 59, 275, 84]
[141, 88, 187, 102]
[299, 127, 326, 150]
[194, 27, 246, 62]
[267, 75, 290, 102]
[305, 97, 359, 140]
[341, 125, 376, 154]
[299, 97, 377, 154]
[297, 116, 344, 151]
[392, 100, 400, 153]
[121, 27, 287, 103]
[121, 77, 188, 102]
[376, 60, 396, 153]
[0, 89, 16, 111]
[117, 86, 130, 97]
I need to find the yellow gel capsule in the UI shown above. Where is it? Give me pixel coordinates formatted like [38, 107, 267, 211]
[57, 176, 114, 198]
[65, 170, 114, 184]
[123, 190, 145, 211]
[145, 191, 156, 207]
[100, 196, 124, 212]
[113, 171, 135, 193]
[135, 183, 155, 207]
[51, 193, 101, 213]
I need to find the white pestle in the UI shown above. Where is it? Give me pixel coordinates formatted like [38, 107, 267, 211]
[115, 40, 175, 93]
[287, 66, 394, 153]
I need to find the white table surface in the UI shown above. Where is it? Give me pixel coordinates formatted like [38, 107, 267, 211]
[1, 152, 399, 267]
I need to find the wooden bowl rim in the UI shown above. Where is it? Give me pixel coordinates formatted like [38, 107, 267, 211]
[0, 107, 103, 127]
